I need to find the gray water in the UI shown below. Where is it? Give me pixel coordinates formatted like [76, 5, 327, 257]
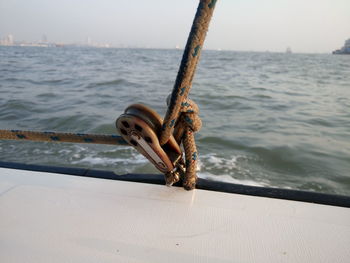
[1, 46, 349, 195]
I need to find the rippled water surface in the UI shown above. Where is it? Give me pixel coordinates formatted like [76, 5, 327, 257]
[1, 46, 349, 195]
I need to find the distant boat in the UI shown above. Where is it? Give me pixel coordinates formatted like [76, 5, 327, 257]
[332, 38, 350, 54]
[55, 43, 65, 48]
[285, 47, 292, 54]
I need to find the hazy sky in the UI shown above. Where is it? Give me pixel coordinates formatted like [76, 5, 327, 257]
[0, 0, 349, 53]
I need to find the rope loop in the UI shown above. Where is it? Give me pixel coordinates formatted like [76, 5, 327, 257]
[167, 97, 202, 190]
[179, 99, 202, 133]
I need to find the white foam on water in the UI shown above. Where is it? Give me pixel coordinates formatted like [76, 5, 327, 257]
[72, 156, 118, 165]
[198, 153, 241, 172]
[71, 149, 148, 166]
[208, 154, 238, 170]
[198, 172, 267, 187]
[197, 153, 266, 187]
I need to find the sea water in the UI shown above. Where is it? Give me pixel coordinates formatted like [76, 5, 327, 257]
[0, 46, 349, 195]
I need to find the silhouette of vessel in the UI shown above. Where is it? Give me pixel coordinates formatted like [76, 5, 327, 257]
[333, 39, 350, 54]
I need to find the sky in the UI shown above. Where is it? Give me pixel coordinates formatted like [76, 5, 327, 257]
[0, 0, 349, 53]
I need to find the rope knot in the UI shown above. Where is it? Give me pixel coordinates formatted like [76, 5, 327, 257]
[166, 96, 201, 190]
[179, 99, 202, 133]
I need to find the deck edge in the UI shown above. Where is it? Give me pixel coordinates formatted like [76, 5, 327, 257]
[0, 161, 349, 208]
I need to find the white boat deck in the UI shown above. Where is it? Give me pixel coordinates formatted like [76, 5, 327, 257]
[0, 167, 349, 262]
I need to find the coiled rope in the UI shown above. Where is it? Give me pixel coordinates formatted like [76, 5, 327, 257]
[161, 0, 217, 189]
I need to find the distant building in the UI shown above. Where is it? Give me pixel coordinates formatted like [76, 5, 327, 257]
[0, 34, 14, 46]
[7, 34, 14, 45]
[86, 37, 92, 46]
[41, 34, 48, 43]
[0, 34, 111, 48]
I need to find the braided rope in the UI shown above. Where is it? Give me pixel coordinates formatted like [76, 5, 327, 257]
[0, 129, 128, 146]
[161, 0, 217, 190]
[174, 99, 202, 190]
[160, 0, 217, 145]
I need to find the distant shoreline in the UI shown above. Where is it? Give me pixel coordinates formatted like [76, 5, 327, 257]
[0, 45, 334, 55]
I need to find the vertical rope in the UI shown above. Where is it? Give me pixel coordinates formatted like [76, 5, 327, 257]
[160, 0, 218, 146]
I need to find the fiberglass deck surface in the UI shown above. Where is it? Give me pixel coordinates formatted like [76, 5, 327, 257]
[0, 167, 349, 263]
